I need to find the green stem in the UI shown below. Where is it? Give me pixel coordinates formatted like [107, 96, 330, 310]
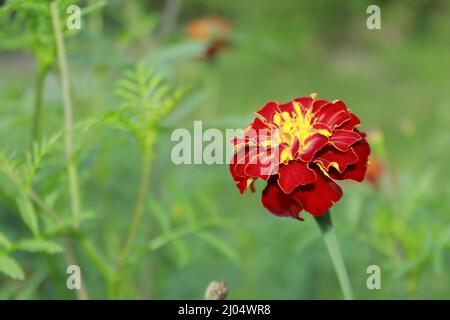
[50, 1, 81, 223]
[61, 237, 89, 300]
[110, 146, 152, 298]
[314, 212, 353, 300]
[78, 234, 114, 283]
[119, 147, 152, 266]
[31, 67, 48, 148]
[50, 1, 88, 300]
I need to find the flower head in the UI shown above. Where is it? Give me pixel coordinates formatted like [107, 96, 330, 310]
[229, 94, 370, 220]
[365, 155, 385, 189]
[186, 16, 232, 60]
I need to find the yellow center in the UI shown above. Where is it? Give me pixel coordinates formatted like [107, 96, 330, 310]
[272, 101, 330, 163]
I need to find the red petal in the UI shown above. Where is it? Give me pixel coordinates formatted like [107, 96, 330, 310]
[299, 134, 329, 162]
[314, 146, 358, 173]
[229, 153, 251, 194]
[330, 129, 362, 151]
[291, 136, 300, 158]
[278, 100, 295, 114]
[293, 171, 343, 216]
[277, 160, 317, 194]
[313, 101, 350, 129]
[331, 139, 370, 182]
[294, 97, 313, 109]
[234, 146, 257, 177]
[244, 149, 278, 181]
[338, 113, 361, 131]
[311, 100, 331, 114]
[249, 117, 268, 132]
[255, 101, 279, 123]
[262, 177, 303, 219]
[235, 176, 250, 194]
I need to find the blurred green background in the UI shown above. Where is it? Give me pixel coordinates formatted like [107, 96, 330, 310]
[0, 0, 449, 299]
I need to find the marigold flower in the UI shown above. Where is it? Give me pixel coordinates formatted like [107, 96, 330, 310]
[187, 16, 231, 41]
[186, 16, 232, 60]
[365, 155, 385, 189]
[229, 94, 370, 220]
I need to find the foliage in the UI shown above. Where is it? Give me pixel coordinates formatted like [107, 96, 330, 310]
[0, 0, 449, 299]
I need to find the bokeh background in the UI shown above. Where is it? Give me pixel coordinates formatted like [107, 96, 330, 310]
[0, 0, 449, 299]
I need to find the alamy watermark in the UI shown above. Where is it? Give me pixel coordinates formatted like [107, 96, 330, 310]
[170, 121, 282, 175]
[366, 5, 381, 30]
[66, 5, 81, 30]
[66, 265, 82, 290]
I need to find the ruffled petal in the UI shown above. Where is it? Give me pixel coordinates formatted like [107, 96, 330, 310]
[277, 160, 317, 194]
[262, 177, 303, 219]
[229, 153, 251, 194]
[278, 100, 295, 114]
[255, 101, 279, 123]
[248, 117, 268, 132]
[313, 145, 358, 173]
[330, 139, 370, 182]
[329, 129, 362, 151]
[338, 113, 361, 131]
[293, 171, 343, 216]
[313, 101, 350, 129]
[311, 100, 331, 114]
[299, 133, 329, 162]
[294, 97, 313, 109]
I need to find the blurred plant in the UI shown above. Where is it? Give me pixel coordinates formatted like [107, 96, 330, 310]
[204, 281, 228, 300]
[0, 0, 104, 146]
[365, 156, 385, 190]
[186, 15, 232, 60]
[0, 0, 236, 300]
[365, 130, 387, 190]
[0, 134, 88, 296]
[357, 128, 450, 298]
[0, 0, 56, 146]
[98, 62, 190, 295]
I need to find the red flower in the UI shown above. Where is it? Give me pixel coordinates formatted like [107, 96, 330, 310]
[229, 94, 370, 220]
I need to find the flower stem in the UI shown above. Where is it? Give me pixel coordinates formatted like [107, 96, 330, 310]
[50, 1, 81, 223]
[314, 212, 353, 300]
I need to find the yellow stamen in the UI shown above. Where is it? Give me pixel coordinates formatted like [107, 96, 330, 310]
[271, 101, 330, 162]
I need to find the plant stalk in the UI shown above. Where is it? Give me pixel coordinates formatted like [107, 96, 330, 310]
[314, 212, 353, 300]
[119, 146, 152, 267]
[50, 1, 81, 223]
[31, 67, 48, 148]
[50, 1, 88, 300]
[61, 238, 89, 300]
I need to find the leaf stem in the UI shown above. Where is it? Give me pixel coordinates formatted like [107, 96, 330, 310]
[314, 212, 353, 300]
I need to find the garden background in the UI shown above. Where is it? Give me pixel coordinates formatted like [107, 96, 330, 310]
[0, 0, 449, 299]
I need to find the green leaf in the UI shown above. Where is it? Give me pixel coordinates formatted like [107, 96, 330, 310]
[196, 231, 239, 265]
[14, 239, 63, 254]
[148, 197, 171, 232]
[44, 211, 96, 236]
[148, 221, 215, 251]
[16, 196, 40, 237]
[0, 253, 25, 280]
[0, 231, 12, 249]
